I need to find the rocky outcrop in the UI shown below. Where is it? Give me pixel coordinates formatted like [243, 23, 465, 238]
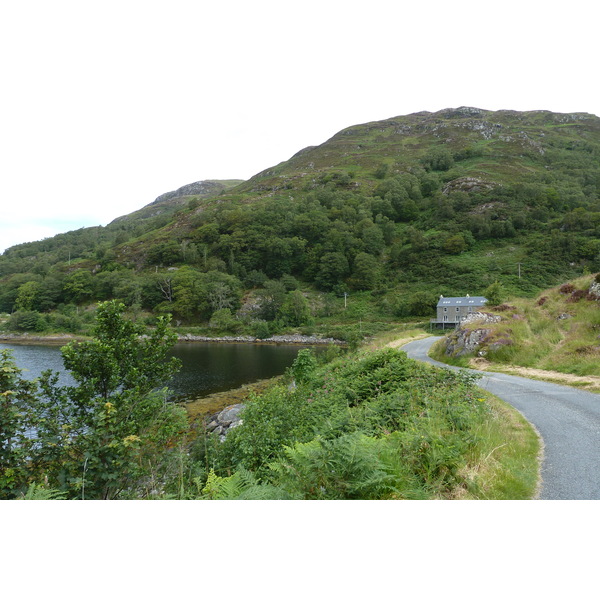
[589, 280, 600, 299]
[444, 327, 493, 357]
[204, 404, 245, 441]
[442, 313, 506, 357]
[151, 180, 227, 205]
[442, 177, 497, 195]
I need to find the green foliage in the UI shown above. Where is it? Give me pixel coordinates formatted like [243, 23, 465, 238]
[197, 347, 487, 498]
[14, 281, 42, 311]
[209, 308, 242, 333]
[269, 434, 397, 499]
[0, 349, 40, 498]
[279, 290, 312, 327]
[251, 320, 272, 339]
[350, 252, 381, 290]
[18, 483, 68, 500]
[422, 148, 455, 172]
[411, 291, 438, 316]
[484, 280, 506, 306]
[315, 252, 350, 291]
[3, 300, 188, 499]
[6, 310, 46, 332]
[290, 349, 318, 383]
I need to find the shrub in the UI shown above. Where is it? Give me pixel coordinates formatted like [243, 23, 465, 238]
[251, 320, 271, 339]
[290, 349, 318, 383]
[200, 347, 486, 497]
[559, 283, 576, 294]
[6, 310, 46, 332]
[209, 308, 242, 332]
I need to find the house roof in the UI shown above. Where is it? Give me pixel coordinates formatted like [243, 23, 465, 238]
[437, 296, 487, 307]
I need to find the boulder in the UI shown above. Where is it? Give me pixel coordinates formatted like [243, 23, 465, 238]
[217, 404, 244, 425]
[589, 281, 600, 299]
[445, 327, 492, 357]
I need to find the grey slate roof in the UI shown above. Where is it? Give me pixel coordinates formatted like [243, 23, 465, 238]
[437, 296, 487, 307]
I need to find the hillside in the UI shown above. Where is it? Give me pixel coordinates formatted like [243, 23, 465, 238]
[432, 274, 600, 380]
[1, 107, 599, 339]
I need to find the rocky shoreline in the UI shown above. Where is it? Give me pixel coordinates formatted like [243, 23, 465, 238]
[0, 332, 345, 346]
[177, 333, 345, 345]
[0, 333, 87, 345]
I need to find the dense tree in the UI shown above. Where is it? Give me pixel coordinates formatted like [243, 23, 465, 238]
[24, 301, 187, 499]
[350, 253, 381, 290]
[279, 290, 312, 327]
[315, 252, 350, 291]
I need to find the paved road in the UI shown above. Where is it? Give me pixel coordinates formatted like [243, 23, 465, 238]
[402, 336, 600, 500]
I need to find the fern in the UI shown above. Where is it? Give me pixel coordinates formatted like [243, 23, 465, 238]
[269, 433, 398, 499]
[19, 483, 67, 500]
[200, 467, 261, 499]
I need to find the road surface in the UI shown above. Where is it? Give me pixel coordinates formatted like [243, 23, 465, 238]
[402, 336, 600, 500]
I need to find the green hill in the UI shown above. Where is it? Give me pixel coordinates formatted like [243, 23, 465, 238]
[2, 107, 599, 338]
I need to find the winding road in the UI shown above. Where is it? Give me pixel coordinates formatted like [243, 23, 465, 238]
[402, 336, 600, 500]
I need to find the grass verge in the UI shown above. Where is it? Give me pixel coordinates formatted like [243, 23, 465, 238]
[370, 329, 542, 499]
[451, 391, 542, 500]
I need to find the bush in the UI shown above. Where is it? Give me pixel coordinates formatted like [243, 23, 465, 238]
[6, 311, 46, 332]
[251, 320, 271, 339]
[209, 308, 242, 333]
[199, 348, 487, 496]
[484, 281, 506, 306]
[48, 313, 83, 333]
[289, 349, 318, 383]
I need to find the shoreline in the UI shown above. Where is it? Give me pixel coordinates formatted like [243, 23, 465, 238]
[0, 332, 346, 347]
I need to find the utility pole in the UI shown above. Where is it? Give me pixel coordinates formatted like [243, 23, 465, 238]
[344, 292, 348, 309]
[517, 263, 522, 279]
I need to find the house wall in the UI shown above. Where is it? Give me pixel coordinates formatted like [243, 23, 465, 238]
[436, 304, 484, 323]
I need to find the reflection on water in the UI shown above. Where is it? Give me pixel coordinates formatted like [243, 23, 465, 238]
[2, 342, 317, 400]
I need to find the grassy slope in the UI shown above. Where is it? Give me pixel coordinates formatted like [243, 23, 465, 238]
[431, 274, 600, 383]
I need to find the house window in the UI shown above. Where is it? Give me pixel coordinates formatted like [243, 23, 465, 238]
[443, 315, 448, 322]
[444, 307, 447, 312]
[468, 307, 473, 312]
[456, 307, 460, 312]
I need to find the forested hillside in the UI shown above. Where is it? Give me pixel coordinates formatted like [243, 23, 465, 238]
[2, 107, 599, 337]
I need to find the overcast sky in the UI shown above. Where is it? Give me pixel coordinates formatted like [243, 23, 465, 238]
[1, 0, 598, 254]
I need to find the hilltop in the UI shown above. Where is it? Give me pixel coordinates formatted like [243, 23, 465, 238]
[110, 179, 244, 225]
[1, 107, 599, 340]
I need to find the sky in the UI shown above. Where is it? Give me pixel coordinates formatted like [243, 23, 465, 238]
[1, 0, 599, 253]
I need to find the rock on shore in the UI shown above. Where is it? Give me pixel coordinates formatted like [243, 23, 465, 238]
[204, 404, 245, 441]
